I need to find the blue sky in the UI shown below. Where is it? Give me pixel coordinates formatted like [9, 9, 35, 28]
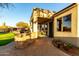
[0, 3, 71, 26]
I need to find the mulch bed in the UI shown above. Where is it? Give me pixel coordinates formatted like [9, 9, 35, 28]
[59, 46, 79, 56]
[52, 40, 79, 56]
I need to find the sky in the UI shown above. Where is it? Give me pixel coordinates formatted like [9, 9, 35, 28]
[0, 3, 71, 26]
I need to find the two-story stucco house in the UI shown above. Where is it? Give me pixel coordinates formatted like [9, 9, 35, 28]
[30, 8, 55, 38]
[30, 3, 79, 47]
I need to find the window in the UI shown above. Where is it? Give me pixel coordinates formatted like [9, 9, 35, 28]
[44, 24, 47, 30]
[41, 24, 44, 30]
[57, 18, 62, 31]
[56, 14, 71, 32]
[63, 14, 71, 32]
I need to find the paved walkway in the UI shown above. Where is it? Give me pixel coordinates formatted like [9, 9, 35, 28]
[0, 38, 69, 56]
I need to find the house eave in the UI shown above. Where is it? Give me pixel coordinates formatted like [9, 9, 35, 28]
[54, 3, 77, 17]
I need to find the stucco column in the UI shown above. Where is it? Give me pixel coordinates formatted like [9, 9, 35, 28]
[30, 22, 33, 32]
[35, 22, 38, 38]
[38, 24, 40, 32]
[33, 16, 38, 38]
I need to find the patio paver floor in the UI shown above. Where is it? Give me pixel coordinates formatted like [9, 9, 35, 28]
[0, 38, 69, 56]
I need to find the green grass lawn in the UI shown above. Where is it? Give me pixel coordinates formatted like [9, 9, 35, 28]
[0, 32, 15, 46]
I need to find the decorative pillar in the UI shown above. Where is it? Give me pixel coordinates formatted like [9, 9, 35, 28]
[33, 16, 38, 38]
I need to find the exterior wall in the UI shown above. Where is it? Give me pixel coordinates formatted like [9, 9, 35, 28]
[77, 4, 79, 47]
[77, 4, 79, 37]
[54, 4, 79, 47]
[54, 5, 77, 37]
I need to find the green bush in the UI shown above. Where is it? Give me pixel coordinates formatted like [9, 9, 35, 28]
[66, 42, 73, 48]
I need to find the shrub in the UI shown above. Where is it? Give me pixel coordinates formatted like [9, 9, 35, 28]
[66, 42, 73, 48]
[63, 42, 73, 51]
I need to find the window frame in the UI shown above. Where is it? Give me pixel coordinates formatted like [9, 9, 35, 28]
[57, 17, 62, 32]
[62, 14, 72, 32]
[56, 13, 72, 32]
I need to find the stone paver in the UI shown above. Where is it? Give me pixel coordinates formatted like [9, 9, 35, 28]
[0, 38, 69, 56]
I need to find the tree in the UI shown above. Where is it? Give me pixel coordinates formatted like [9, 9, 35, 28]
[0, 3, 14, 9]
[0, 22, 9, 33]
[16, 22, 30, 28]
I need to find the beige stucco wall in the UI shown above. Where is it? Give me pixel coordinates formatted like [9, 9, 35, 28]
[76, 4, 79, 47]
[54, 5, 78, 37]
[77, 4, 79, 37]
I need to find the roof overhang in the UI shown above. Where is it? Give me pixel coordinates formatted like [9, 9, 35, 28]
[54, 3, 77, 17]
[38, 17, 50, 24]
